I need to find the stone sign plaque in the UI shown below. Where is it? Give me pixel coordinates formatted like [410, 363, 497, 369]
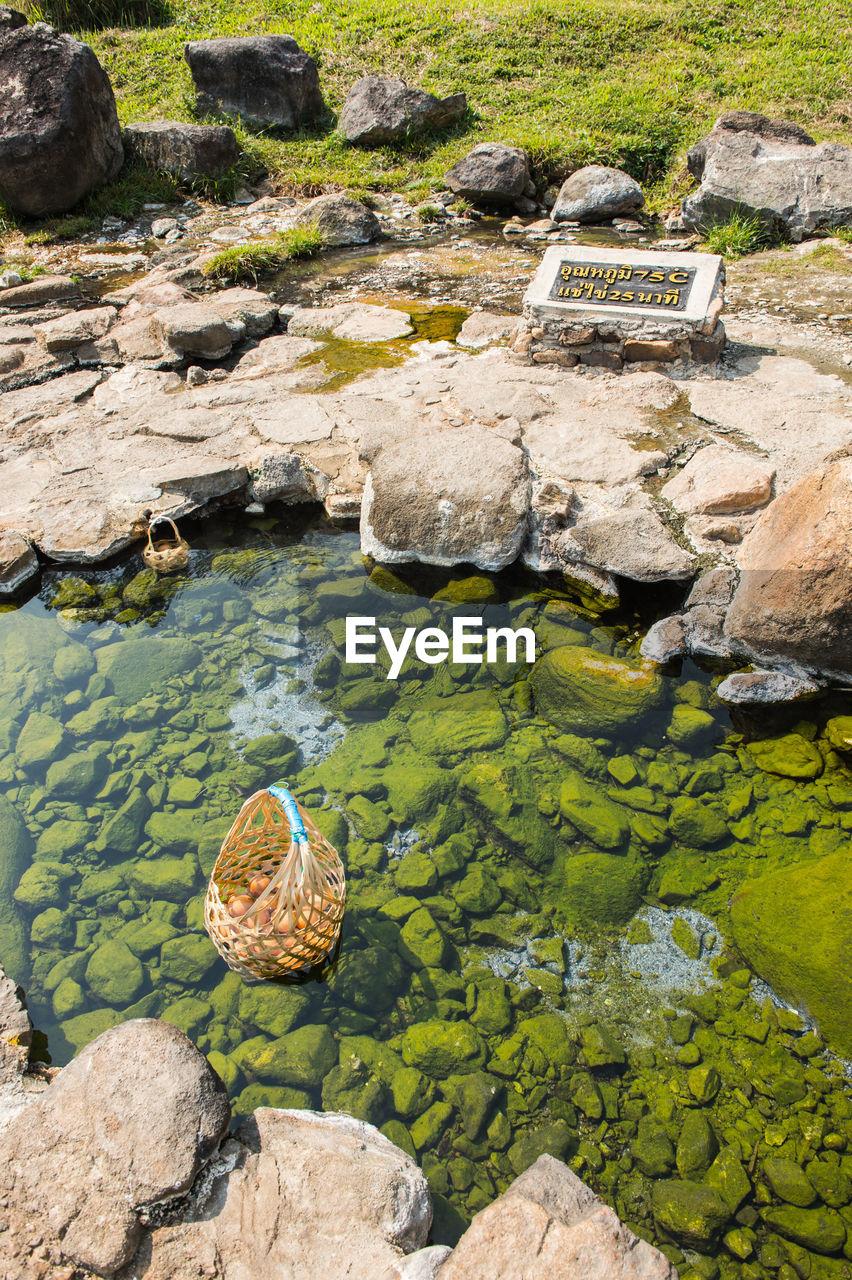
[515, 244, 726, 371]
[525, 245, 723, 323]
[548, 259, 697, 313]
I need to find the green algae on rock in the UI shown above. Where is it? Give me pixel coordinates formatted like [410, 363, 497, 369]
[531, 645, 668, 736]
[730, 850, 852, 1055]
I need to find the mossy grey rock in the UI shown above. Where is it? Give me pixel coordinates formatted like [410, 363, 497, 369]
[667, 704, 716, 749]
[130, 856, 198, 900]
[321, 1059, 386, 1125]
[687, 1064, 720, 1104]
[36, 819, 92, 858]
[233, 1082, 312, 1114]
[329, 946, 406, 1013]
[522, 1014, 576, 1070]
[53, 643, 95, 685]
[242, 731, 298, 771]
[580, 1022, 625, 1068]
[400, 907, 449, 969]
[671, 916, 701, 959]
[16, 711, 65, 769]
[652, 1179, 731, 1249]
[705, 1146, 751, 1213]
[347, 793, 391, 841]
[410, 1099, 453, 1150]
[114, 915, 179, 957]
[66, 697, 122, 738]
[390, 1064, 435, 1119]
[59, 1007, 121, 1053]
[96, 789, 151, 855]
[806, 1159, 852, 1208]
[825, 715, 852, 755]
[676, 1110, 718, 1177]
[45, 750, 109, 798]
[657, 850, 720, 904]
[508, 1121, 574, 1175]
[162, 995, 213, 1036]
[52, 976, 87, 1019]
[451, 1071, 502, 1140]
[631, 1115, 675, 1176]
[206, 1049, 240, 1094]
[748, 732, 824, 779]
[252, 1024, 337, 1088]
[159, 934, 217, 984]
[532, 645, 668, 735]
[96, 637, 201, 705]
[763, 1156, 816, 1207]
[144, 810, 204, 853]
[453, 864, 501, 914]
[559, 853, 647, 928]
[432, 575, 498, 604]
[31, 906, 73, 945]
[238, 983, 312, 1038]
[560, 774, 629, 849]
[14, 860, 74, 911]
[668, 796, 729, 848]
[401, 1019, 486, 1078]
[85, 939, 145, 1005]
[471, 980, 512, 1034]
[460, 758, 564, 870]
[396, 849, 438, 895]
[569, 1072, 603, 1119]
[760, 1204, 846, 1254]
[407, 691, 507, 757]
[0, 795, 32, 978]
[730, 850, 852, 1055]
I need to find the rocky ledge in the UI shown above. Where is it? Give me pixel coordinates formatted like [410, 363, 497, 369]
[0, 241, 850, 695]
[0, 997, 673, 1280]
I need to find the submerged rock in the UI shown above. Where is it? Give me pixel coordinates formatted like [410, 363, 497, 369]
[532, 645, 668, 736]
[730, 850, 852, 1055]
[0, 797, 31, 981]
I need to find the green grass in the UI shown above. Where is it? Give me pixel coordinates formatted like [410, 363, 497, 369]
[16, 0, 852, 224]
[833, 225, 852, 244]
[417, 203, 445, 222]
[201, 223, 322, 281]
[701, 210, 768, 257]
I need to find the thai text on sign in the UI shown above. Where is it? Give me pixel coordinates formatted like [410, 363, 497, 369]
[548, 260, 697, 312]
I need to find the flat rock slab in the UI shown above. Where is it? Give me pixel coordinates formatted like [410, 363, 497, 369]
[123, 120, 238, 180]
[289, 302, 412, 341]
[361, 425, 530, 571]
[663, 444, 775, 515]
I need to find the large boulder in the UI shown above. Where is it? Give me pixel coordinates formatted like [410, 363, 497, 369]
[0, 1019, 229, 1277]
[730, 851, 852, 1056]
[444, 142, 532, 206]
[183, 35, 326, 130]
[360, 427, 530, 570]
[436, 1154, 675, 1279]
[121, 1109, 432, 1280]
[724, 457, 852, 675]
[294, 192, 381, 245]
[339, 76, 466, 145]
[123, 120, 239, 180]
[0, 27, 123, 217]
[551, 164, 644, 223]
[682, 112, 852, 241]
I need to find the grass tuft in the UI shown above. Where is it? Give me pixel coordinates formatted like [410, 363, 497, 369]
[702, 211, 769, 258]
[417, 203, 445, 222]
[201, 224, 322, 281]
[26, 0, 169, 29]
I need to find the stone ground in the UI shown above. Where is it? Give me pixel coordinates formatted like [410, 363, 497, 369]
[1, 193, 850, 682]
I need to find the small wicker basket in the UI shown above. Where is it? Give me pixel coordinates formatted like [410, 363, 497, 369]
[142, 516, 190, 574]
[204, 784, 346, 983]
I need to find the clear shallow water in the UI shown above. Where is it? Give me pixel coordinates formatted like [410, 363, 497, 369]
[1, 509, 851, 1268]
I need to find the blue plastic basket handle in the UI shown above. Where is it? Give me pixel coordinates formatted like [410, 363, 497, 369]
[268, 783, 308, 844]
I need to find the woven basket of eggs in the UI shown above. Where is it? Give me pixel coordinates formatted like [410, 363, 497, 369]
[142, 516, 190, 575]
[204, 783, 346, 983]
